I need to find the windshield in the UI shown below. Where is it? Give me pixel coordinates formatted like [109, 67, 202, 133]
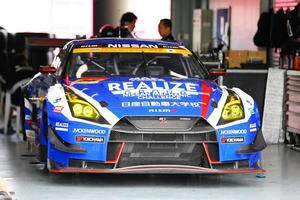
[67, 48, 209, 79]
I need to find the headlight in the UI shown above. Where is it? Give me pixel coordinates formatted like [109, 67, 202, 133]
[218, 92, 244, 124]
[66, 92, 100, 121]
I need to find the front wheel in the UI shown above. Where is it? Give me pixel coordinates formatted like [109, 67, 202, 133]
[37, 103, 48, 163]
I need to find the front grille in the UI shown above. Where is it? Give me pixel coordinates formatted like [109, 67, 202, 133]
[106, 116, 216, 168]
[126, 116, 199, 131]
[110, 117, 217, 143]
[117, 143, 208, 168]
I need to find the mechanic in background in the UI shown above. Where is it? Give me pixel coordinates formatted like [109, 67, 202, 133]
[158, 19, 175, 42]
[97, 24, 115, 38]
[115, 12, 138, 38]
[4, 54, 35, 134]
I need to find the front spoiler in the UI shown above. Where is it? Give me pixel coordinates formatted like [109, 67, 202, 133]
[49, 164, 265, 174]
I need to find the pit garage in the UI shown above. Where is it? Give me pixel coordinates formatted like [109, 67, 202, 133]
[1, 0, 300, 200]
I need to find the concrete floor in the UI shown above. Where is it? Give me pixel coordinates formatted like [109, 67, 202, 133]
[0, 132, 300, 200]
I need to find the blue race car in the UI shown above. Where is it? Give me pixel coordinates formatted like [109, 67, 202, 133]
[22, 38, 266, 174]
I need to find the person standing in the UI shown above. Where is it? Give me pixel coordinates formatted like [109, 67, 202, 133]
[97, 24, 115, 38]
[115, 12, 138, 38]
[158, 19, 175, 41]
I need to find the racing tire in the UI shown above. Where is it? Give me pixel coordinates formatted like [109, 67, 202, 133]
[295, 134, 300, 147]
[286, 132, 296, 145]
[20, 89, 27, 141]
[38, 103, 48, 168]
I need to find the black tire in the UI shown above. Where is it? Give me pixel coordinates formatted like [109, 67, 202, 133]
[286, 132, 296, 145]
[20, 89, 27, 141]
[38, 103, 48, 163]
[295, 134, 300, 147]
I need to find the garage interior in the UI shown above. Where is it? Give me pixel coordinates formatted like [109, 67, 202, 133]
[1, 0, 300, 199]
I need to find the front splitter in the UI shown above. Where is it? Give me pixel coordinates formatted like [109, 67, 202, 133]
[49, 164, 266, 174]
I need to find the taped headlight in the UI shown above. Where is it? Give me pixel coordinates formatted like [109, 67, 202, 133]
[218, 92, 244, 124]
[66, 92, 100, 121]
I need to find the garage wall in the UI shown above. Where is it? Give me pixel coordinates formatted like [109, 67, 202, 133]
[0, 0, 93, 38]
[209, 0, 260, 50]
[93, 0, 170, 39]
[93, 0, 128, 34]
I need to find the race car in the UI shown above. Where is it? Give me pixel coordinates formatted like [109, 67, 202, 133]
[22, 38, 266, 174]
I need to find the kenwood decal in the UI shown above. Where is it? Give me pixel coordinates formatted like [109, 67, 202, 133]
[220, 129, 247, 134]
[72, 128, 105, 134]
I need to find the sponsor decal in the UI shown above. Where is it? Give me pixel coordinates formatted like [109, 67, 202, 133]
[162, 45, 179, 49]
[107, 44, 158, 48]
[80, 44, 98, 48]
[246, 100, 253, 106]
[74, 77, 107, 83]
[220, 129, 247, 135]
[53, 106, 64, 113]
[149, 109, 177, 113]
[248, 108, 255, 114]
[107, 81, 203, 100]
[73, 47, 191, 55]
[179, 118, 192, 121]
[249, 123, 256, 128]
[53, 97, 62, 104]
[221, 137, 245, 143]
[121, 101, 203, 108]
[72, 128, 105, 134]
[108, 81, 197, 92]
[129, 77, 164, 82]
[55, 122, 68, 132]
[159, 117, 167, 124]
[249, 123, 257, 132]
[76, 136, 104, 143]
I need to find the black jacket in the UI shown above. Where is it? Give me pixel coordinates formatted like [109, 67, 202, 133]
[161, 34, 175, 42]
[114, 27, 134, 38]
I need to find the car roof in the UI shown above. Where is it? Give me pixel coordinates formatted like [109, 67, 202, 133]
[71, 38, 183, 49]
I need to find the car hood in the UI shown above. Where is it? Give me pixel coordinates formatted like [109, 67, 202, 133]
[69, 76, 223, 118]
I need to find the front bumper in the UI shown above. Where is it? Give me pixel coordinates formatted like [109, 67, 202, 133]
[48, 121, 266, 174]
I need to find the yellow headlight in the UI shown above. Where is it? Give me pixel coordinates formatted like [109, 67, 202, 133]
[67, 93, 100, 120]
[73, 103, 83, 116]
[221, 96, 244, 121]
[231, 104, 243, 118]
[83, 105, 95, 118]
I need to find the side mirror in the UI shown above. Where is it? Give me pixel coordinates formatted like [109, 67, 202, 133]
[39, 66, 56, 74]
[209, 68, 226, 80]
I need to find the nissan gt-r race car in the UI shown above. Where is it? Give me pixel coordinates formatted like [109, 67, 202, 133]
[22, 38, 266, 174]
